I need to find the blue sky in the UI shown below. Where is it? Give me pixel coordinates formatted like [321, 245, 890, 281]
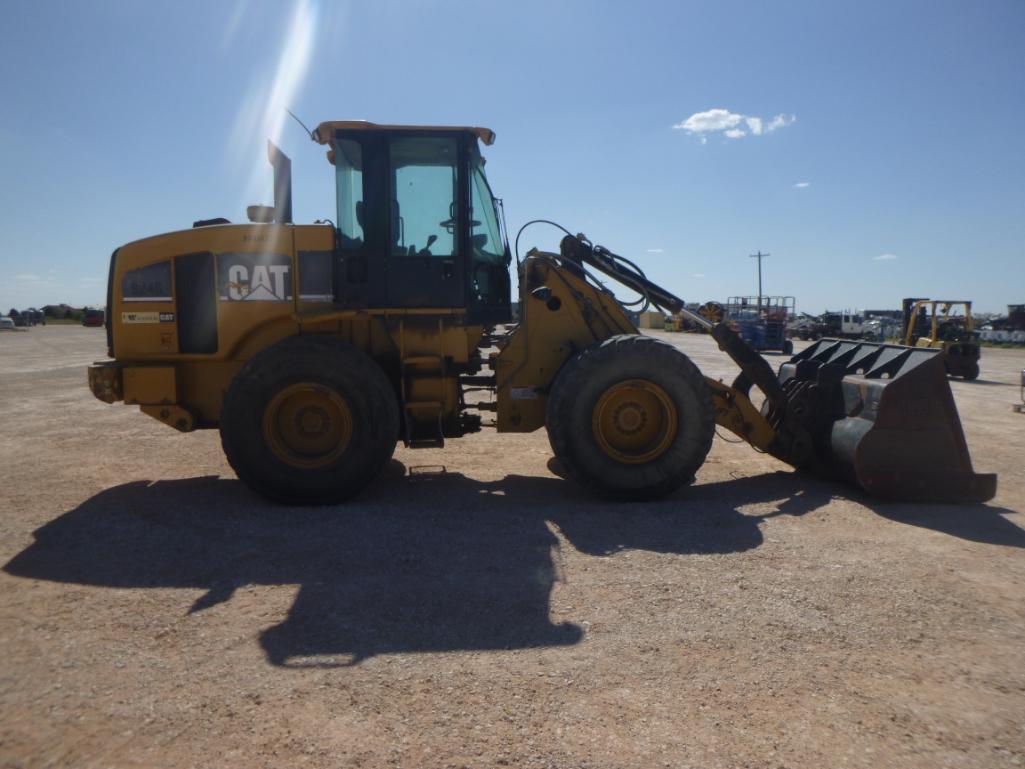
[1, 0, 1023, 314]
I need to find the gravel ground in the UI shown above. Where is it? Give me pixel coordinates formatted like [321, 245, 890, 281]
[1, 325, 1023, 769]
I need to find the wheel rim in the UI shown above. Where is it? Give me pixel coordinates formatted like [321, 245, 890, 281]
[592, 379, 678, 464]
[262, 383, 353, 469]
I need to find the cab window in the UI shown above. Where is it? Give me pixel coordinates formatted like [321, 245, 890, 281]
[389, 137, 458, 257]
[333, 139, 365, 248]
[471, 164, 504, 264]
[469, 155, 508, 307]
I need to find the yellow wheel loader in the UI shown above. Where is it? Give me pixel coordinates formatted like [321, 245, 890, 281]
[88, 121, 996, 505]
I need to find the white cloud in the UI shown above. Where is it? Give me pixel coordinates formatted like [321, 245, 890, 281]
[793, 181, 811, 188]
[692, 273, 706, 278]
[873, 253, 899, 261]
[673, 108, 744, 133]
[767, 114, 796, 132]
[14, 273, 41, 282]
[646, 248, 663, 253]
[674, 109, 796, 142]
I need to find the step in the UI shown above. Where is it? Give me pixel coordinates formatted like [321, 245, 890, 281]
[403, 400, 445, 449]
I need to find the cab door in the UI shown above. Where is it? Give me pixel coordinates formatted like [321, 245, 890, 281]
[385, 134, 466, 308]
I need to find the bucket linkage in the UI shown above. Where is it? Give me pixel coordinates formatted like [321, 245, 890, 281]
[565, 238, 996, 505]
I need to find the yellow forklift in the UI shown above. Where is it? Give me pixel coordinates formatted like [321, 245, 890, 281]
[87, 121, 995, 505]
[902, 298, 981, 380]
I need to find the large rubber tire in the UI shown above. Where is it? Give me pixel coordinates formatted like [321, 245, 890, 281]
[783, 339, 794, 356]
[546, 335, 715, 500]
[220, 336, 399, 505]
[963, 362, 980, 380]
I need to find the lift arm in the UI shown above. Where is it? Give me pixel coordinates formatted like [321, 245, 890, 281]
[557, 235, 788, 414]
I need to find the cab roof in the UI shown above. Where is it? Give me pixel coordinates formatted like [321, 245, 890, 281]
[312, 120, 495, 147]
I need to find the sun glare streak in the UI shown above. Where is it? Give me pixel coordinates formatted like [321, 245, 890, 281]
[220, 0, 250, 51]
[229, 0, 318, 215]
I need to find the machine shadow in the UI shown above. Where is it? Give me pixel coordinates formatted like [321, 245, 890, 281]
[868, 498, 1023, 547]
[958, 378, 1013, 386]
[2, 465, 778, 666]
[4, 464, 1019, 667]
[546, 458, 1021, 548]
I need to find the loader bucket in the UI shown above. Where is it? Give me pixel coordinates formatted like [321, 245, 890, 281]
[777, 339, 996, 503]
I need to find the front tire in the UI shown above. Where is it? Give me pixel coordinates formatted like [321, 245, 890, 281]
[546, 335, 715, 500]
[220, 336, 399, 505]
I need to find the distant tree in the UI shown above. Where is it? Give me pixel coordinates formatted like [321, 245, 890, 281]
[8, 308, 18, 319]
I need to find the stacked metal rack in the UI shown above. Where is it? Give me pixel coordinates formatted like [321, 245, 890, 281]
[724, 296, 796, 354]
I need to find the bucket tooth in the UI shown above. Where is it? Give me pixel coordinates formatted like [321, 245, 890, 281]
[779, 339, 996, 503]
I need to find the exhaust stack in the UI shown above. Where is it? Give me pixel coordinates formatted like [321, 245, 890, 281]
[267, 140, 292, 224]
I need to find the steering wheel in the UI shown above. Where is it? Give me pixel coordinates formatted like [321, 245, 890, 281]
[439, 218, 481, 231]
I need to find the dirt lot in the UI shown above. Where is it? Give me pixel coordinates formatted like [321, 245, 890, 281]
[1, 325, 1023, 769]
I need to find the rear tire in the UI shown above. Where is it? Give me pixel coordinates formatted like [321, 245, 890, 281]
[783, 339, 794, 355]
[220, 336, 399, 505]
[546, 335, 715, 500]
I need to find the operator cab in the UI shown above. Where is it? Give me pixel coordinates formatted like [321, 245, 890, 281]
[313, 121, 512, 322]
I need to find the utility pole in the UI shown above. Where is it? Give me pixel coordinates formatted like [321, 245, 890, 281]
[749, 251, 769, 313]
